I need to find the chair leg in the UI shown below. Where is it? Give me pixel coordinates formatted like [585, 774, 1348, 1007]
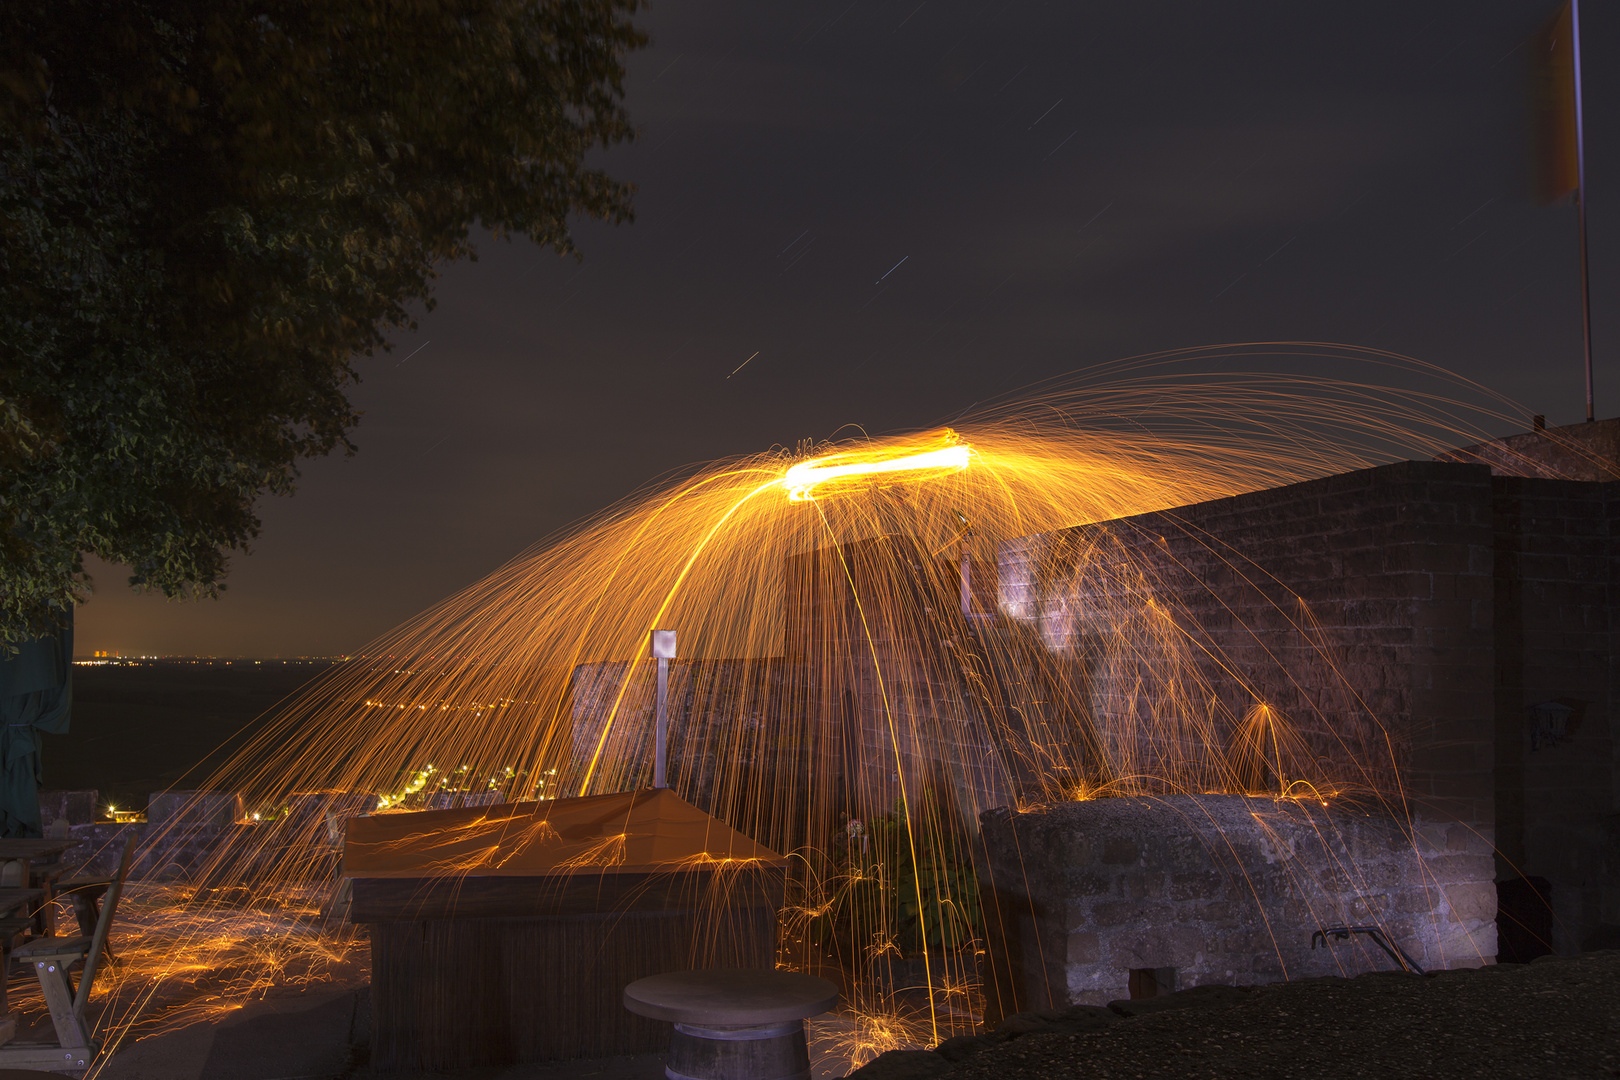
[30, 957, 90, 1050]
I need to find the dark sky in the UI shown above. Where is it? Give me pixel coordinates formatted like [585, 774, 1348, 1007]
[77, 0, 1614, 657]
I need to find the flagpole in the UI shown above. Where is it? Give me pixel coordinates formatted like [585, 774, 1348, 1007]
[1572, 0, 1595, 423]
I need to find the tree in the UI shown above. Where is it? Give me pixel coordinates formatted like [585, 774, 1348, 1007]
[0, 0, 643, 645]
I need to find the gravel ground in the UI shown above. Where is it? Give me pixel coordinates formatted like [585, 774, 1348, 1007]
[850, 951, 1620, 1080]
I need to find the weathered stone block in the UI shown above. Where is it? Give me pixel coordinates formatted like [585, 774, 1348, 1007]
[1412, 824, 1449, 853]
[147, 790, 242, 828]
[1065, 872, 1115, 898]
[1169, 871, 1225, 901]
[1123, 872, 1165, 899]
[1087, 901, 1135, 927]
[1100, 839, 1139, 865]
[1394, 885, 1441, 915]
[1442, 880, 1498, 923]
[38, 790, 97, 826]
[1065, 931, 1100, 965]
[1423, 853, 1496, 885]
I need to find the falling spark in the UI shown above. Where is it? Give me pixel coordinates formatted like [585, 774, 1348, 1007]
[393, 340, 431, 367]
[1028, 97, 1063, 129]
[876, 255, 909, 284]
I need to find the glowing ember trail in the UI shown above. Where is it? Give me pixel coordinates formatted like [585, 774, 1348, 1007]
[780, 430, 973, 501]
[88, 347, 1535, 1073]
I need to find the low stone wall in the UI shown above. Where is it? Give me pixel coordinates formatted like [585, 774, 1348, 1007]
[64, 822, 256, 881]
[38, 790, 99, 827]
[55, 789, 376, 883]
[978, 794, 1496, 1015]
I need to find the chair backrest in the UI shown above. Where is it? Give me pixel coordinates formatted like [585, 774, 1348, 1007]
[72, 831, 137, 1014]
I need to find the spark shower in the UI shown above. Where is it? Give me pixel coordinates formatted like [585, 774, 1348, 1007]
[93, 346, 1531, 1062]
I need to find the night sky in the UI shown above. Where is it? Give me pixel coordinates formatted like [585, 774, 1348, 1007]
[76, 0, 1615, 658]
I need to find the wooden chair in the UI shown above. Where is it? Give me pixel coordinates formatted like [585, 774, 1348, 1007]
[0, 833, 136, 1075]
[51, 878, 114, 960]
[0, 917, 33, 1046]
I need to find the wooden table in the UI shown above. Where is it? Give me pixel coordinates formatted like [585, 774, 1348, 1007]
[0, 840, 75, 937]
[0, 840, 76, 861]
[0, 889, 45, 919]
[0, 840, 76, 889]
[0, 888, 45, 1016]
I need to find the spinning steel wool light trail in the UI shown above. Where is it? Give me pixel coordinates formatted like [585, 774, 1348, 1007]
[84, 346, 1534, 1069]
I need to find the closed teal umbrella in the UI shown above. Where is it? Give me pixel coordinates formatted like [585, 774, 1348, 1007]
[0, 610, 73, 838]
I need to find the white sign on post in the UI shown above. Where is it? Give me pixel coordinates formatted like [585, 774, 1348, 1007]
[650, 630, 676, 787]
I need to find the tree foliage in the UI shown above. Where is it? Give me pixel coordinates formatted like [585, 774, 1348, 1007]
[0, 0, 643, 644]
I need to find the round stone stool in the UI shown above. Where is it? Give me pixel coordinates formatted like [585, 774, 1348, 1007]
[624, 968, 838, 1080]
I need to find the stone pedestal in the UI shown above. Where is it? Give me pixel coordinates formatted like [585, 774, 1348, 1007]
[623, 969, 838, 1080]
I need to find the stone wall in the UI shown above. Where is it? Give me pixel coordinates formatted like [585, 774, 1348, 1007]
[1492, 476, 1620, 953]
[998, 460, 1498, 829]
[979, 795, 1496, 1015]
[559, 457, 1618, 977]
[57, 789, 371, 885]
[61, 820, 342, 884]
[980, 461, 1503, 1011]
[38, 789, 98, 827]
[1436, 416, 1620, 482]
[63, 822, 229, 880]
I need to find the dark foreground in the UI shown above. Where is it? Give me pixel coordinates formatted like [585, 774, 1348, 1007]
[852, 951, 1620, 1080]
[90, 951, 1619, 1080]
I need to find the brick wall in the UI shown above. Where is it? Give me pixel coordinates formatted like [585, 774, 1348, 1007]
[1001, 460, 1497, 831]
[1492, 476, 1620, 953]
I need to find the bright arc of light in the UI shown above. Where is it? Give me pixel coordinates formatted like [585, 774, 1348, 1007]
[780, 437, 972, 502]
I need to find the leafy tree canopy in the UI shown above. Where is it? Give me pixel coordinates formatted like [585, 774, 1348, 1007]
[0, 0, 643, 646]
